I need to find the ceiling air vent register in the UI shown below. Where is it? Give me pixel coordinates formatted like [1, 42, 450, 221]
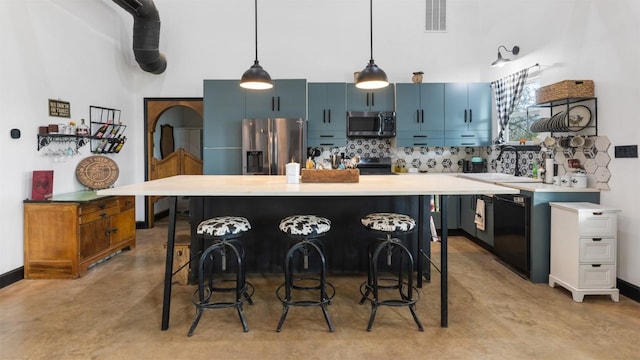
[425, 0, 447, 32]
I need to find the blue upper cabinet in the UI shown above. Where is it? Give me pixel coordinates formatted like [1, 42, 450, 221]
[444, 83, 491, 131]
[203, 79, 245, 148]
[307, 82, 347, 148]
[203, 80, 245, 174]
[444, 82, 492, 145]
[395, 83, 445, 147]
[245, 79, 307, 119]
[346, 84, 395, 112]
[308, 83, 347, 132]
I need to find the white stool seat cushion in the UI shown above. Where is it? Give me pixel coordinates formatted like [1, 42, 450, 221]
[279, 215, 331, 236]
[361, 213, 416, 233]
[197, 216, 251, 237]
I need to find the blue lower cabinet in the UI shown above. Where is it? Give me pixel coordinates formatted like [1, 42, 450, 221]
[430, 195, 459, 231]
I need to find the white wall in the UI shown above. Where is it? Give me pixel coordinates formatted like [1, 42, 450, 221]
[2, 0, 638, 288]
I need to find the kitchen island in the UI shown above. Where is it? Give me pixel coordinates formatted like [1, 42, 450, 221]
[97, 174, 518, 330]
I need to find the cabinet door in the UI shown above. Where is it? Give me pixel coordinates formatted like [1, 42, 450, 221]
[459, 195, 476, 236]
[476, 197, 494, 246]
[395, 83, 422, 132]
[274, 79, 307, 118]
[110, 209, 135, 245]
[308, 83, 346, 132]
[467, 83, 492, 131]
[245, 87, 276, 118]
[203, 80, 245, 148]
[346, 84, 394, 111]
[79, 217, 110, 259]
[444, 83, 470, 131]
[203, 148, 242, 175]
[245, 79, 307, 118]
[432, 195, 459, 230]
[307, 131, 346, 147]
[420, 83, 445, 131]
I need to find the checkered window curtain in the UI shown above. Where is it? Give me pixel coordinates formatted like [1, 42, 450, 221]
[491, 69, 529, 144]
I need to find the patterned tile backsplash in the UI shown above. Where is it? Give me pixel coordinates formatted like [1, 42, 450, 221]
[312, 136, 611, 190]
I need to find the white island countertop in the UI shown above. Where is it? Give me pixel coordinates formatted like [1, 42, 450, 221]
[97, 174, 520, 197]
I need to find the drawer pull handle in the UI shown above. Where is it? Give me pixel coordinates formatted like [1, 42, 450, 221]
[105, 228, 118, 235]
[100, 212, 107, 218]
[593, 212, 603, 215]
[99, 204, 106, 209]
[591, 264, 602, 268]
[592, 238, 602, 242]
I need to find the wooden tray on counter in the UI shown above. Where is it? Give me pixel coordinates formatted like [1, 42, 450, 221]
[300, 169, 360, 183]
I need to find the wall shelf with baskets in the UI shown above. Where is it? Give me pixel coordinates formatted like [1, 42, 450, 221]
[89, 105, 127, 154]
[528, 97, 598, 136]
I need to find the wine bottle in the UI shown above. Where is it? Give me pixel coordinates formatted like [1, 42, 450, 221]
[114, 136, 126, 153]
[106, 134, 121, 153]
[93, 123, 109, 138]
[105, 123, 121, 139]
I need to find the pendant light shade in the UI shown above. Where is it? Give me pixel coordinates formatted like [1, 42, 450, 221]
[241, 60, 272, 90]
[240, 0, 273, 90]
[356, 0, 388, 90]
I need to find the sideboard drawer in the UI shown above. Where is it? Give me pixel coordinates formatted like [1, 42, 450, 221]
[579, 237, 616, 264]
[578, 264, 616, 288]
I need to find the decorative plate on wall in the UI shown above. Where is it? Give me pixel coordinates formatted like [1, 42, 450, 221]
[75, 155, 119, 190]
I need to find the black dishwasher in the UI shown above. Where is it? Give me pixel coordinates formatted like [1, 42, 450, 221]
[493, 194, 531, 278]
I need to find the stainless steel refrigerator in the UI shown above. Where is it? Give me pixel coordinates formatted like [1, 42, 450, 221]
[242, 118, 306, 175]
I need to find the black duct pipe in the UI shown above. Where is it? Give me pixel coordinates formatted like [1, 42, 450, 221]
[112, 0, 167, 74]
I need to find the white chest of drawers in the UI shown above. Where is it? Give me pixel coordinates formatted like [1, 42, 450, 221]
[548, 202, 620, 302]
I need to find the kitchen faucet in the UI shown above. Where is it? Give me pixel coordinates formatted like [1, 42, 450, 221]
[497, 145, 521, 176]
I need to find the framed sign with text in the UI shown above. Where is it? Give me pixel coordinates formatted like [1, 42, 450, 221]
[49, 99, 70, 118]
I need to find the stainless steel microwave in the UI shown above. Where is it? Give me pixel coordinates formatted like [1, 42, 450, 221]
[346, 111, 396, 138]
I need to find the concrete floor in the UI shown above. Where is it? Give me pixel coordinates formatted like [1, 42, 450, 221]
[1, 217, 638, 359]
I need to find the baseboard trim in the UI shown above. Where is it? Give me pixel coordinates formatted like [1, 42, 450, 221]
[0, 267, 24, 289]
[618, 279, 640, 302]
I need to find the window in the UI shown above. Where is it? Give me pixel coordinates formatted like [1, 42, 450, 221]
[505, 75, 540, 143]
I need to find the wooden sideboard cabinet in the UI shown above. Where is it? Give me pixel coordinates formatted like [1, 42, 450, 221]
[24, 192, 136, 279]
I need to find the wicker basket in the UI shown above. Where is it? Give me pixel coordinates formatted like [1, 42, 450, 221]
[301, 169, 360, 183]
[536, 80, 594, 105]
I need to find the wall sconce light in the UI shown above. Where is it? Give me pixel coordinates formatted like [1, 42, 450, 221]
[491, 45, 520, 67]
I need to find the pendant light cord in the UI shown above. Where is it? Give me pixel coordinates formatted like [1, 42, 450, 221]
[369, 0, 373, 61]
[254, 0, 258, 62]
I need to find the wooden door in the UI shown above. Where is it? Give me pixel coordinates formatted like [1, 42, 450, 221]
[145, 99, 203, 228]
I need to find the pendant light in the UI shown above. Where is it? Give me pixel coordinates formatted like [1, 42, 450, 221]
[240, 0, 273, 90]
[356, 0, 389, 90]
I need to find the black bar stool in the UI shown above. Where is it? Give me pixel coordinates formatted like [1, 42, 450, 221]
[276, 215, 335, 332]
[188, 216, 254, 336]
[359, 212, 423, 331]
